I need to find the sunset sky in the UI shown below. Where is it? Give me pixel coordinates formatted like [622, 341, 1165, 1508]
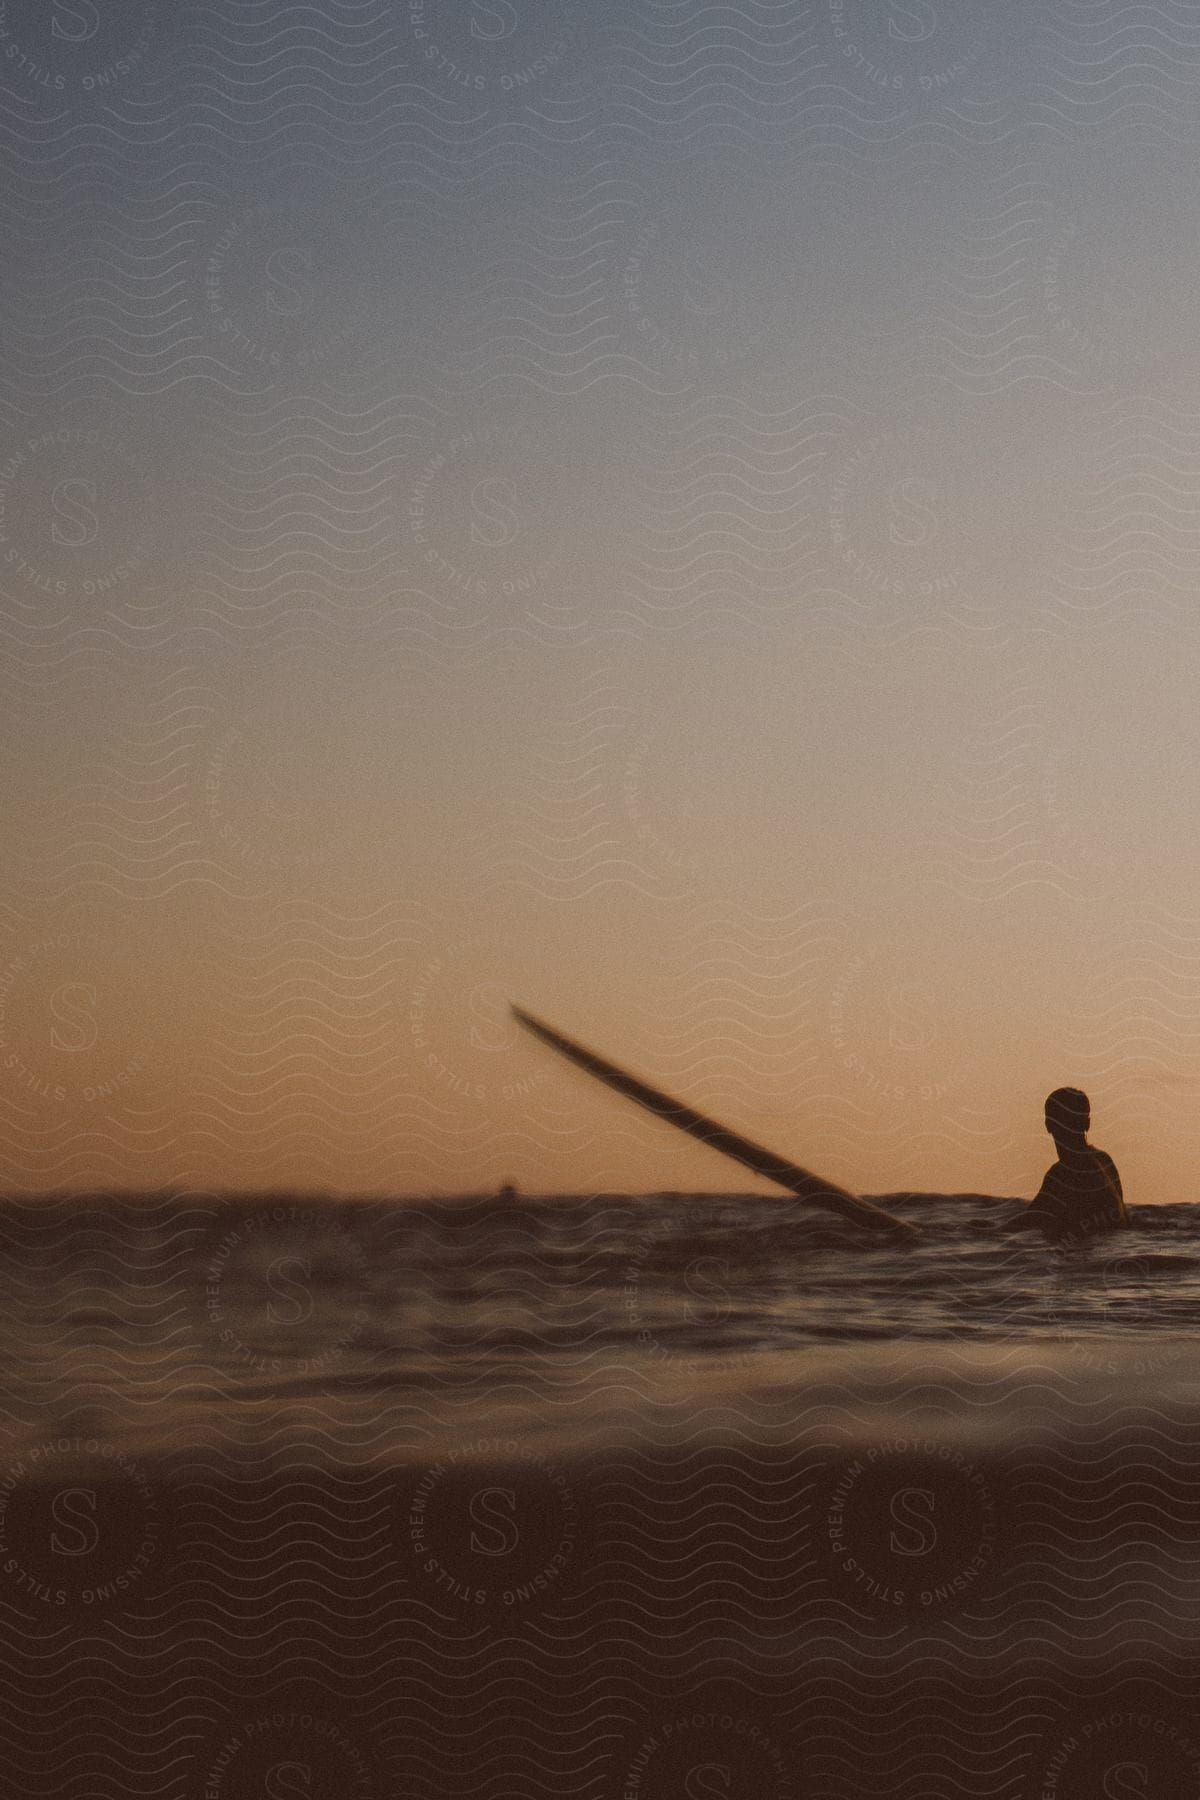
[4, 0, 1200, 1203]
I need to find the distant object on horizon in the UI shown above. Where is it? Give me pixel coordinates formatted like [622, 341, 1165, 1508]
[498, 1181, 519, 1200]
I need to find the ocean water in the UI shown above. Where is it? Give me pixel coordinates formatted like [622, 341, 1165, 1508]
[4, 1188, 1198, 1469]
[5, 1190, 1200, 1800]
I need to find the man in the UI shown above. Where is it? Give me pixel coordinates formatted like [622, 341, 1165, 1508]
[1021, 1087, 1127, 1237]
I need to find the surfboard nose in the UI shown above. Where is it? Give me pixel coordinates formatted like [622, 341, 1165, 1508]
[510, 1004, 917, 1240]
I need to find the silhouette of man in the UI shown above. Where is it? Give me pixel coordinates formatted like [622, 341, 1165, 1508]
[1024, 1087, 1126, 1237]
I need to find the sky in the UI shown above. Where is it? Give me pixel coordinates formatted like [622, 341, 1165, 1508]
[4, 0, 1200, 1202]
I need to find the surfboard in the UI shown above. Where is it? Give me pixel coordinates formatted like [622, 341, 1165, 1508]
[511, 1005, 917, 1240]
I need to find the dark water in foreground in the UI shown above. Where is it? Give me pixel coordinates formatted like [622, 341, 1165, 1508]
[5, 1192, 1200, 1800]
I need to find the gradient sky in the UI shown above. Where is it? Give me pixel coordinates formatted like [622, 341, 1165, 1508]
[4, 0, 1200, 1202]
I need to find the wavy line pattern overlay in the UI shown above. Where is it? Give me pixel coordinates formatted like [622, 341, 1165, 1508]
[4, 1, 1200, 1796]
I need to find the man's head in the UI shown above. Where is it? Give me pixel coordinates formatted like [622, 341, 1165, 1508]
[1045, 1086, 1090, 1147]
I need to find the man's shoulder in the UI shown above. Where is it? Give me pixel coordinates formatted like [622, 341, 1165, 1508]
[1091, 1146, 1122, 1183]
[1087, 1146, 1127, 1216]
[1029, 1162, 1066, 1215]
